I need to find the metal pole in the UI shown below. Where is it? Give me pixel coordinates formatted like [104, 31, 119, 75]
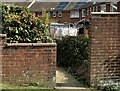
[27, 0, 36, 9]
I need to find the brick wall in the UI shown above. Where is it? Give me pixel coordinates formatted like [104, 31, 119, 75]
[0, 35, 56, 86]
[49, 11, 80, 23]
[118, 1, 120, 12]
[88, 12, 120, 86]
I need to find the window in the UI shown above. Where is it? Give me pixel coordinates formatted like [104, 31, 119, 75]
[58, 11, 62, 17]
[82, 9, 86, 17]
[53, 12, 56, 17]
[70, 11, 79, 18]
[101, 4, 106, 12]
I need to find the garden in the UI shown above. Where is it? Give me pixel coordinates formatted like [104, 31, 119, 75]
[0, 3, 120, 91]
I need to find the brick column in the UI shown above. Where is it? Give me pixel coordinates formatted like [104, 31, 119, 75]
[98, 6, 101, 12]
[117, 1, 120, 12]
[88, 12, 120, 86]
[106, 3, 110, 12]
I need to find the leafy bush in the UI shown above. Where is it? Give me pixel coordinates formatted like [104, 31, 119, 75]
[97, 85, 120, 91]
[56, 36, 89, 67]
[56, 36, 89, 84]
[1, 4, 50, 43]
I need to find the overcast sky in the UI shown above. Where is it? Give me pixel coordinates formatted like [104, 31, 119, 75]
[0, 0, 120, 2]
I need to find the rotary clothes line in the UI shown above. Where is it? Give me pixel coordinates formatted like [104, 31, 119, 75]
[49, 23, 78, 38]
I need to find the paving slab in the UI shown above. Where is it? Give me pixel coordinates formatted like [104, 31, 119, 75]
[56, 67, 85, 87]
[55, 87, 96, 91]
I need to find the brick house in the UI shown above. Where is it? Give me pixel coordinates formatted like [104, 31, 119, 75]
[49, 2, 119, 23]
[74, 2, 119, 35]
[49, 2, 86, 23]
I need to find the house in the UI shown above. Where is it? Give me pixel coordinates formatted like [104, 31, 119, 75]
[48, 2, 87, 23]
[75, 1, 119, 36]
[49, 1, 119, 23]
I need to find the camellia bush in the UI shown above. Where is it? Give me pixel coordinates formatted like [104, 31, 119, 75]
[1, 4, 50, 43]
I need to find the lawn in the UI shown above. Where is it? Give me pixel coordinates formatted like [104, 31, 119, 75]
[0, 83, 56, 91]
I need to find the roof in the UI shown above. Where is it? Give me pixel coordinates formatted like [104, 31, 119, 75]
[55, 2, 69, 10]
[65, 2, 77, 10]
[2, 1, 111, 12]
[3, 2, 58, 12]
[29, 2, 58, 11]
[79, 2, 93, 9]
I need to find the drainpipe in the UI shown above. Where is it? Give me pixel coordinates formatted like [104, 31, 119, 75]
[27, 0, 36, 8]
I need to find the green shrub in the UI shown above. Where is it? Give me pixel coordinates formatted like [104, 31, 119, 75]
[97, 85, 120, 91]
[56, 36, 89, 67]
[1, 3, 50, 43]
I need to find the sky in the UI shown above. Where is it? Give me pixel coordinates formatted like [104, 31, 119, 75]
[0, 0, 120, 2]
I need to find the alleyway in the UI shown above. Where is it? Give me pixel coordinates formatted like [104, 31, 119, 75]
[56, 67, 83, 87]
[56, 67, 94, 91]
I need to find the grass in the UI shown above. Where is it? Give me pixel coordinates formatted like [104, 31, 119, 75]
[0, 83, 56, 91]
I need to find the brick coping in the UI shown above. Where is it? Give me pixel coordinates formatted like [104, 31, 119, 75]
[5, 43, 57, 47]
[91, 12, 120, 15]
[0, 34, 7, 37]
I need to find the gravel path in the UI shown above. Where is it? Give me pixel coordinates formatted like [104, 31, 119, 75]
[56, 67, 84, 87]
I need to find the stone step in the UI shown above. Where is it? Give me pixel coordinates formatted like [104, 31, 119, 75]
[55, 87, 96, 91]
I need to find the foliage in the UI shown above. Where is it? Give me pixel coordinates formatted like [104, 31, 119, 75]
[56, 36, 89, 83]
[1, 3, 50, 43]
[100, 85, 120, 91]
[56, 35, 89, 67]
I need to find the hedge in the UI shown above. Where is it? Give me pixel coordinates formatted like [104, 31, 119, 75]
[56, 36, 89, 67]
[1, 3, 50, 43]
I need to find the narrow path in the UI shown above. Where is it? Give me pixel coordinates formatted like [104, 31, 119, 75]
[56, 67, 84, 87]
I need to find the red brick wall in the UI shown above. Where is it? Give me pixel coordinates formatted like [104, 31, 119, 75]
[0, 37, 56, 86]
[88, 13, 120, 86]
[118, 1, 120, 12]
[106, 3, 110, 12]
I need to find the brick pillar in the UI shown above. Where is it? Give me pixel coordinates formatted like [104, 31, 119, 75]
[0, 34, 7, 84]
[98, 6, 101, 12]
[88, 13, 120, 86]
[0, 34, 7, 47]
[106, 3, 110, 12]
[117, 1, 120, 12]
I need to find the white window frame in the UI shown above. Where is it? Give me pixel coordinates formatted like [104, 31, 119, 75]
[90, 7, 92, 15]
[101, 4, 106, 12]
[58, 11, 62, 17]
[48, 12, 51, 18]
[82, 9, 86, 17]
[70, 11, 79, 18]
[53, 12, 56, 17]
[96, 6, 98, 12]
